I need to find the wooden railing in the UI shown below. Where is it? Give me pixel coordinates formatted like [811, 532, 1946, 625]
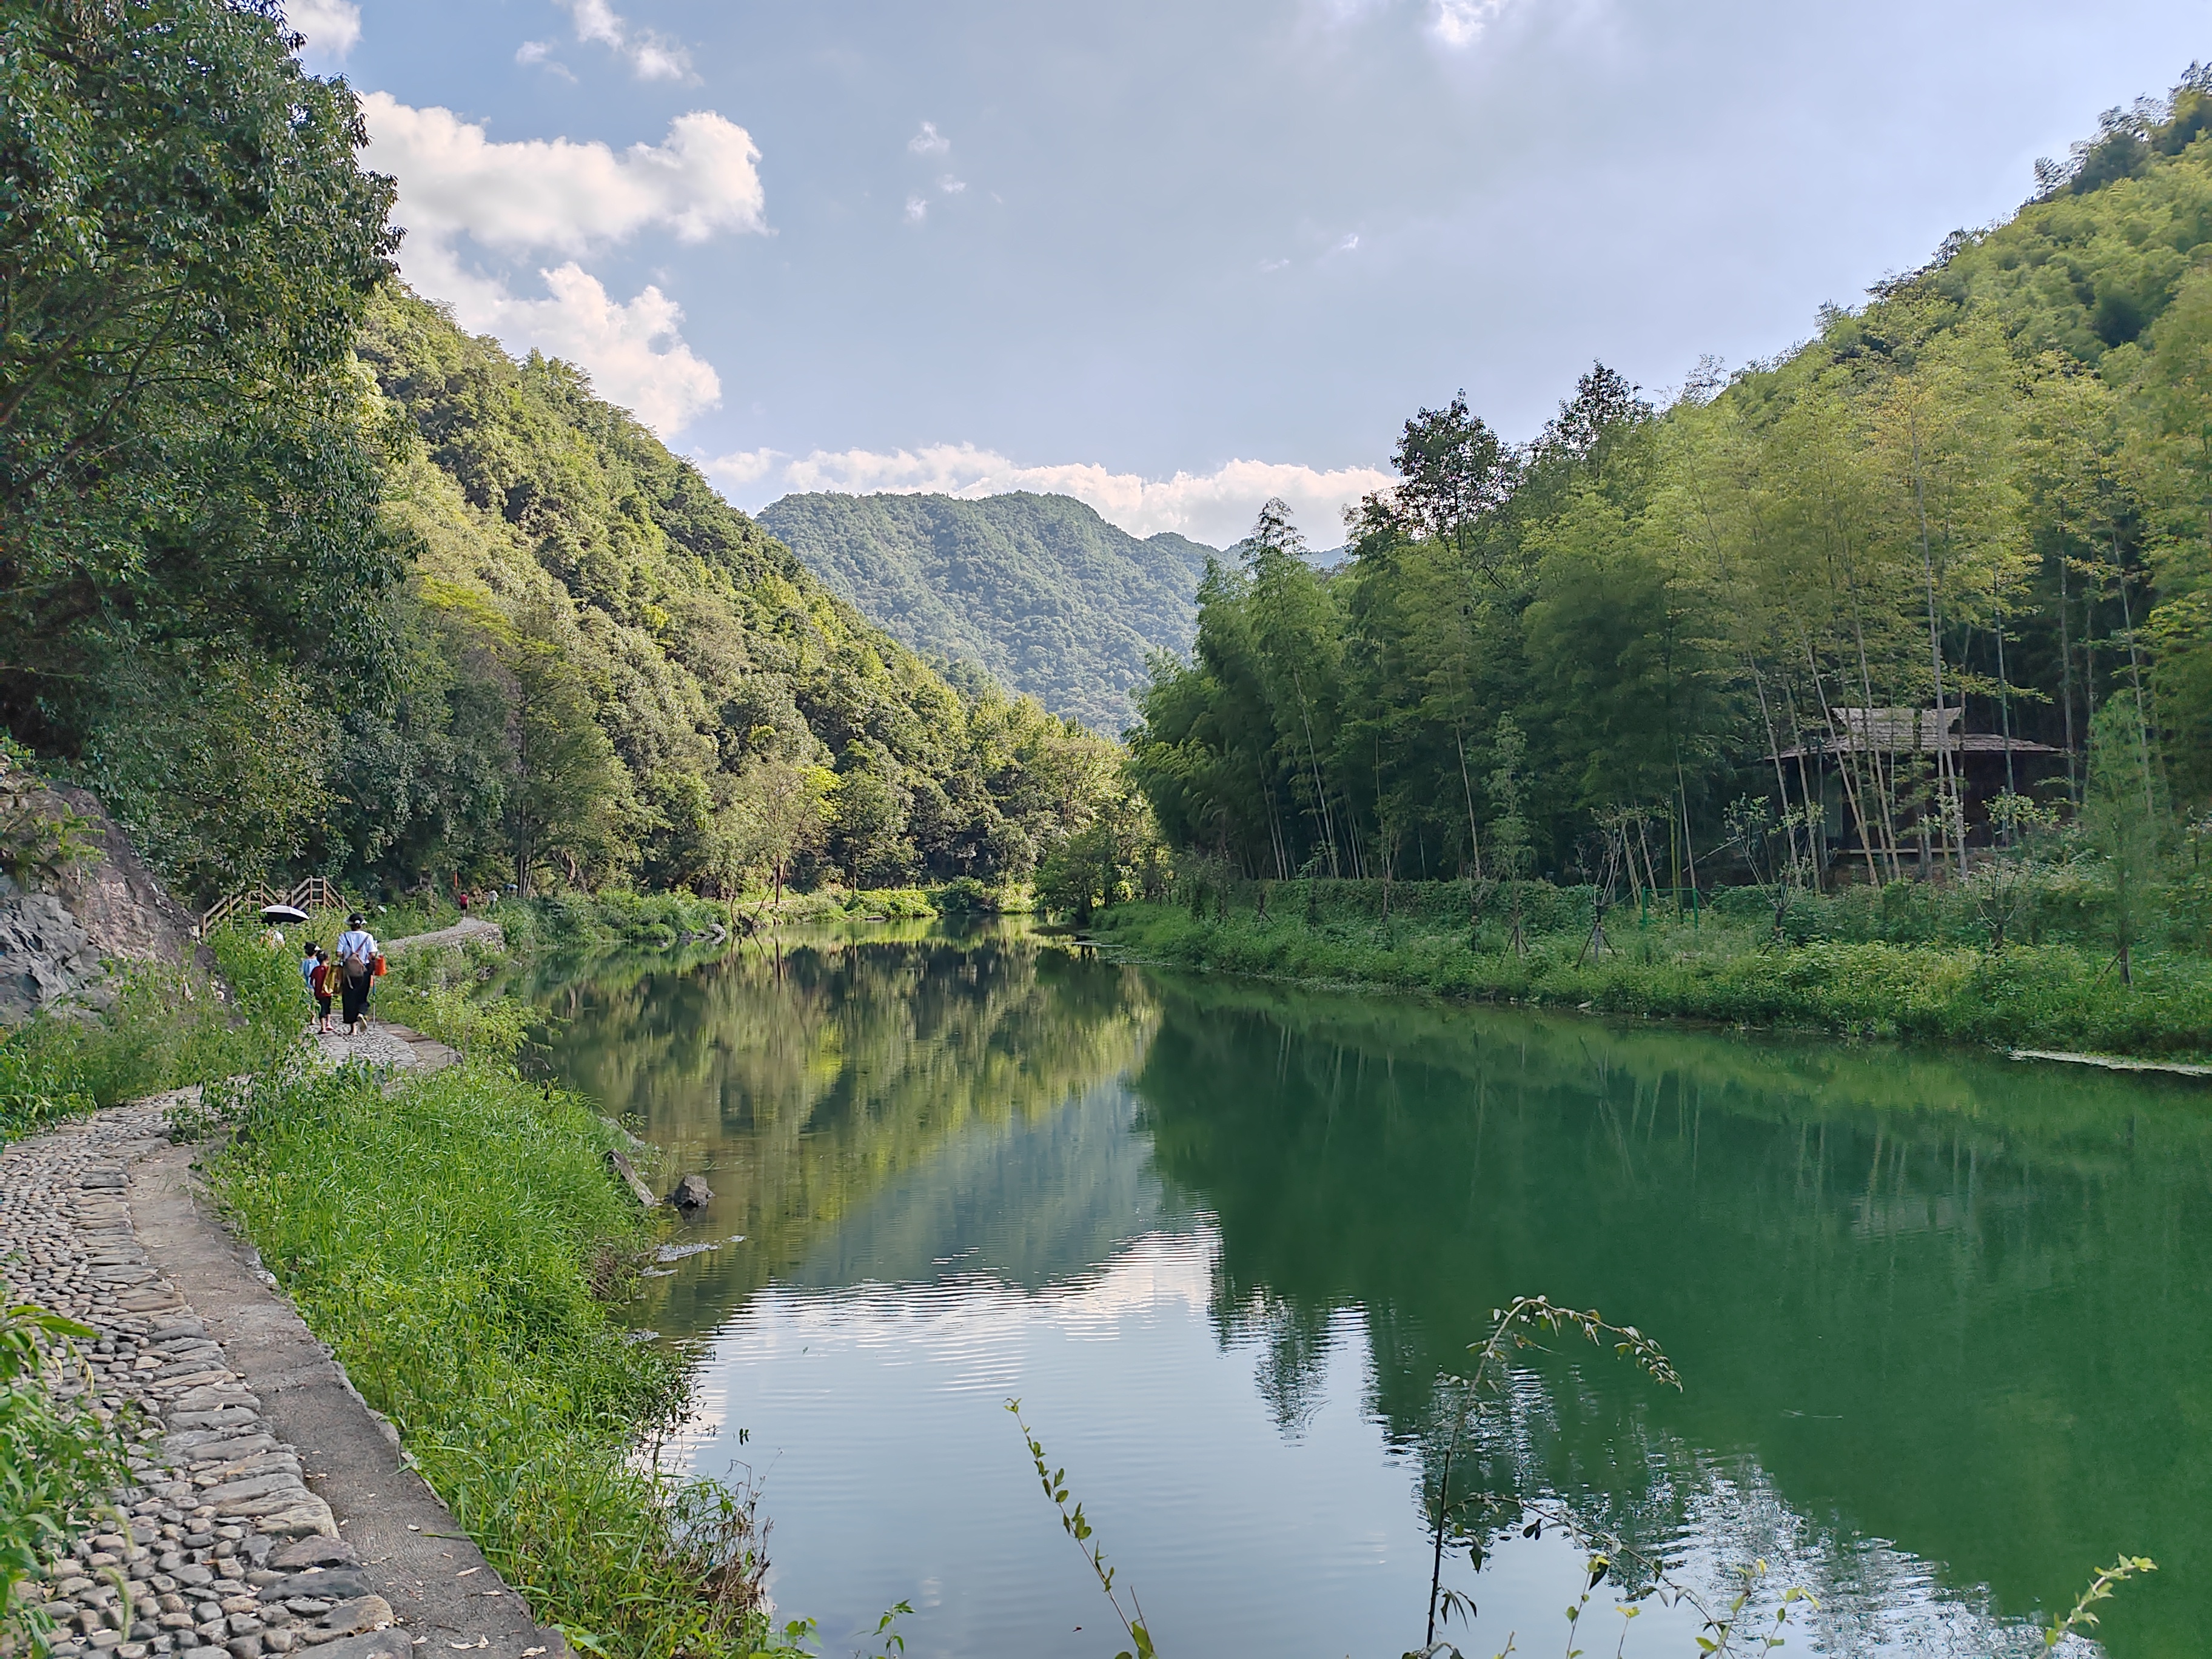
[290, 876, 342, 911]
[199, 877, 347, 937]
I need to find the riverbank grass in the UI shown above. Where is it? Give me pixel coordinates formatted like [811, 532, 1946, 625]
[1087, 900, 2212, 1061]
[208, 1059, 782, 1659]
[0, 929, 307, 1142]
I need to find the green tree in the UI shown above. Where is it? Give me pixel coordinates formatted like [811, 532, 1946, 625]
[0, 0, 402, 764]
[504, 605, 634, 892]
[726, 759, 831, 905]
[2084, 698, 2166, 984]
[826, 740, 912, 887]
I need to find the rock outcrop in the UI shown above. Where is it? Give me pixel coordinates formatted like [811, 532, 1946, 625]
[0, 883, 106, 1023]
[0, 784, 199, 1025]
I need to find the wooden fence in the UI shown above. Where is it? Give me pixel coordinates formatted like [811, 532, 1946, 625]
[199, 876, 346, 937]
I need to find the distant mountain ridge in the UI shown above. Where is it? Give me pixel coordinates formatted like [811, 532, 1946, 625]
[759, 492, 1216, 732]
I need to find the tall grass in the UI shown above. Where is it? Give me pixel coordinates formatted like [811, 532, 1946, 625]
[209, 1060, 787, 1659]
[1088, 899, 2212, 1061]
[376, 939, 534, 1059]
[0, 928, 303, 1142]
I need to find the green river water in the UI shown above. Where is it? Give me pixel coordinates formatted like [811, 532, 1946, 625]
[532, 923, 2210, 1659]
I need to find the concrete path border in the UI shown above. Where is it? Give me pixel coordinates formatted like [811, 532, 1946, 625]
[126, 1133, 571, 1659]
[4, 1008, 573, 1659]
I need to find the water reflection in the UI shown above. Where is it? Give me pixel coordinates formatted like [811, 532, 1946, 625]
[534, 930, 2206, 1657]
[1134, 974, 2212, 1655]
[535, 927, 1159, 1326]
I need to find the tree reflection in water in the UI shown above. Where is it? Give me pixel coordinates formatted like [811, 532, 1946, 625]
[1136, 974, 2208, 1654]
[534, 933, 2201, 1655]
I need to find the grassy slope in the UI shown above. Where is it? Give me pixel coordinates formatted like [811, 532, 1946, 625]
[0, 930, 305, 1140]
[211, 1059, 782, 1659]
[4, 900, 802, 1655]
[760, 491, 1214, 732]
[1088, 899, 2212, 1061]
[361, 292, 1040, 882]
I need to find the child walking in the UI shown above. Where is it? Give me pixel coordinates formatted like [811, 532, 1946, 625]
[309, 947, 335, 1034]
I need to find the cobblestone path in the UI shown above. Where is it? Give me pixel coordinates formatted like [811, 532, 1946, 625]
[1, 1099, 408, 1659]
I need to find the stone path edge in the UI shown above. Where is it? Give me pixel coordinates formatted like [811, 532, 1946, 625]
[128, 1132, 570, 1659]
[4, 1009, 570, 1659]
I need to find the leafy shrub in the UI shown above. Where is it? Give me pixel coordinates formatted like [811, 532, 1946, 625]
[844, 886, 937, 919]
[1090, 895, 2212, 1060]
[0, 740, 99, 893]
[378, 942, 534, 1059]
[1, 1304, 130, 1652]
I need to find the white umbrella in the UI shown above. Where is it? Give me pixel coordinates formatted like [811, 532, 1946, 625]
[260, 903, 310, 923]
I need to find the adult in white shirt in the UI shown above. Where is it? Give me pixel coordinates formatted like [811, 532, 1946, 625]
[334, 914, 380, 1033]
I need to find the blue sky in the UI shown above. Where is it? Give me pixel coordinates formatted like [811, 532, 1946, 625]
[299, 0, 2210, 546]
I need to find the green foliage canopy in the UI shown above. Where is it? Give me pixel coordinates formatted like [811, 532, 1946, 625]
[760, 491, 1215, 734]
[1131, 70, 2212, 894]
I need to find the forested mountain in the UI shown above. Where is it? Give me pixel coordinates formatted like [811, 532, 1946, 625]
[353, 295, 1120, 899]
[1131, 73, 2212, 889]
[759, 492, 1214, 733]
[0, 1, 1119, 902]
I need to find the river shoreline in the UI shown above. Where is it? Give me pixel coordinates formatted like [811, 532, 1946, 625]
[4, 908, 799, 1659]
[1080, 900, 2212, 1066]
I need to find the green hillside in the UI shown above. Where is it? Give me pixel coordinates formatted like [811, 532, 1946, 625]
[346, 295, 1122, 899]
[759, 491, 1215, 733]
[1128, 72, 2212, 889]
[0, 0, 1121, 903]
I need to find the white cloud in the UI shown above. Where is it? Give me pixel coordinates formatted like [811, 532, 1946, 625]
[905, 195, 929, 223]
[555, 0, 695, 81]
[508, 265, 720, 433]
[1335, 232, 1361, 252]
[700, 442, 1393, 548]
[908, 121, 950, 155]
[566, 0, 623, 45]
[286, 0, 360, 62]
[364, 95, 761, 438]
[702, 447, 783, 487]
[939, 175, 967, 195]
[1432, 0, 1516, 46]
[364, 95, 766, 255]
[410, 243, 721, 435]
[514, 39, 578, 80]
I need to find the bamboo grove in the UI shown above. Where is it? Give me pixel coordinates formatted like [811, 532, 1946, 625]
[1128, 74, 2212, 894]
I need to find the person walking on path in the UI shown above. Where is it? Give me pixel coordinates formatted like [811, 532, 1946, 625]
[300, 941, 318, 993]
[335, 913, 381, 1034]
[309, 947, 335, 1034]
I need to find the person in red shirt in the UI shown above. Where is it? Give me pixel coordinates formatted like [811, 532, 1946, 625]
[309, 947, 335, 1034]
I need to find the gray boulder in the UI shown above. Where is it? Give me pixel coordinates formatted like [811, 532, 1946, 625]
[0, 885, 103, 1023]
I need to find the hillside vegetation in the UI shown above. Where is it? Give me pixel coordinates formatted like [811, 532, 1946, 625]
[1124, 73, 2212, 904]
[760, 491, 1213, 733]
[352, 295, 1119, 899]
[0, 0, 1122, 904]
